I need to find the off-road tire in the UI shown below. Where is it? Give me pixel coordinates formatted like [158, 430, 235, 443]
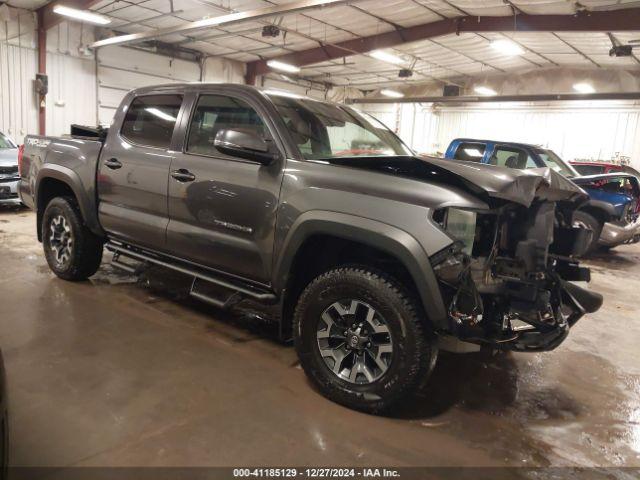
[573, 210, 602, 255]
[42, 196, 103, 281]
[293, 267, 437, 413]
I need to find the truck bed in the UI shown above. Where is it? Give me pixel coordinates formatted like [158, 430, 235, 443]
[20, 134, 105, 237]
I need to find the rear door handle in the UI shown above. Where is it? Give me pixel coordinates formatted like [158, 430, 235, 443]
[104, 158, 122, 170]
[171, 169, 196, 182]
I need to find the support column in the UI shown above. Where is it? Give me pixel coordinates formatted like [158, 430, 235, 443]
[37, 9, 46, 136]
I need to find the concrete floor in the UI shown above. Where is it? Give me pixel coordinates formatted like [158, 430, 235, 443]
[0, 203, 639, 468]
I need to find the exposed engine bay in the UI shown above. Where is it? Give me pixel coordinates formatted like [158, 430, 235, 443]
[432, 199, 603, 352]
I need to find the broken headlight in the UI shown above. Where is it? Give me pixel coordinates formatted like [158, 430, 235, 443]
[434, 207, 477, 255]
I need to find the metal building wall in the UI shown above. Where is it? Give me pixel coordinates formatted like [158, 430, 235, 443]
[364, 101, 640, 167]
[0, 12, 38, 145]
[434, 101, 640, 166]
[97, 46, 201, 126]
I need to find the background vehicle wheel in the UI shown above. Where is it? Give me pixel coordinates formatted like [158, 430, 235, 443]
[42, 197, 103, 281]
[573, 211, 602, 255]
[293, 267, 437, 413]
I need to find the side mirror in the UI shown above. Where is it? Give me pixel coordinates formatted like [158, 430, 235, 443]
[214, 129, 279, 165]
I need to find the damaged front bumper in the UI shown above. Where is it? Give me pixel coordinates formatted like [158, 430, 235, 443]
[432, 201, 603, 353]
[599, 217, 640, 246]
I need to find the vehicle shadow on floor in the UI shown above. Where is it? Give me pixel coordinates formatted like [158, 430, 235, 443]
[0, 202, 28, 214]
[388, 351, 521, 420]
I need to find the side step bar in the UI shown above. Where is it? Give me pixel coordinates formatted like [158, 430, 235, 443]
[106, 241, 277, 305]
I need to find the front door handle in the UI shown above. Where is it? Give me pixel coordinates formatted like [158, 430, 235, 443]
[171, 169, 196, 182]
[104, 158, 122, 170]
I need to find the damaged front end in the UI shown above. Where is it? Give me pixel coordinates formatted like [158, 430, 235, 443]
[431, 180, 603, 352]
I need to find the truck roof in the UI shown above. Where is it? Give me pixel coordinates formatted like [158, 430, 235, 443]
[451, 138, 546, 150]
[129, 82, 321, 103]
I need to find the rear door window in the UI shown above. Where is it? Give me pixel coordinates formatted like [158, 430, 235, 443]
[121, 95, 183, 149]
[490, 147, 536, 169]
[453, 142, 486, 162]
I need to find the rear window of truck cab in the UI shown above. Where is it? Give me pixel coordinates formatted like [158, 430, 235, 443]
[120, 95, 183, 149]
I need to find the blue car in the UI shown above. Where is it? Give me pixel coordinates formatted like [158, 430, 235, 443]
[444, 138, 640, 253]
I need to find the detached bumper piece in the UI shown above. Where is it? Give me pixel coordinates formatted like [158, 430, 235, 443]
[599, 217, 640, 247]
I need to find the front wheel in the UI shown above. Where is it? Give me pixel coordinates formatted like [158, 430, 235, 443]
[293, 267, 437, 413]
[42, 196, 104, 281]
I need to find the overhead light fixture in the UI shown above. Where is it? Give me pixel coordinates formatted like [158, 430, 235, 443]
[145, 107, 176, 122]
[53, 5, 111, 25]
[490, 39, 525, 56]
[474, 86, 497, 96]
[573, 82, 595, 94]
[370, 50, 404, 65]
[267, 60, 300, 73]
[380, 89, 404, 98]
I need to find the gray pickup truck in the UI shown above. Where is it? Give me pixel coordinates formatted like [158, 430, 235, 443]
[20, 83, 602, 412]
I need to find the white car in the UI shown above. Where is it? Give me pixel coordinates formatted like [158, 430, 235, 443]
[0, 132, 19, 203]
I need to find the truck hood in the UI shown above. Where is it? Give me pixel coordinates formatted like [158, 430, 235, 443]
[0, 148, 17, 167]
[324, 155, 587, 207]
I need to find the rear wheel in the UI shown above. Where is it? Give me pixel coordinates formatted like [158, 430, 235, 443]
[42, 197, 103, 281]
[293, 267, 437, 413]
[573, 211, 602, 255]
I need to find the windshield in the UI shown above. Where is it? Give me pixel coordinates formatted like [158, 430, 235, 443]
[536, 149, 578, 178]
[266, 93, 413, 160]
[0, 133, 16, 149]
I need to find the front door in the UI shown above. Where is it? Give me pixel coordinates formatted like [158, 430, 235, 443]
[97, 94, 184, 251]
[166, 92, 285, 284]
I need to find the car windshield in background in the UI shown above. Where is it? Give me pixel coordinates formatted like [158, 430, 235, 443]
[536, 149, 577, 178]
[0, 133, 16, 149]
[266, 92, 412, 160]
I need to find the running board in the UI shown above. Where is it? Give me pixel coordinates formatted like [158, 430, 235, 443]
[105, 241, 277, 305]
[111, 252, 146, 275]
[189, 278, 243, 309]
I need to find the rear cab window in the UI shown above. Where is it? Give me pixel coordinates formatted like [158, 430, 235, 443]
[120, 95, 183, 149]
[453, 142, 486, 162]
[573, 164, 607, 176]
[490, 146, 536, 169]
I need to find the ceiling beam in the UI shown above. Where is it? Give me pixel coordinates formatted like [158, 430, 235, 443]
[246, 8, 640, 78]
[347, 91, 640, 104]
[90, 0, 364, 49]
[38, 0, 104, 31]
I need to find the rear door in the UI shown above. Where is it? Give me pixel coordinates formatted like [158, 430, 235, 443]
[97, 93, 185, 251]
[166, 90, 286, 283]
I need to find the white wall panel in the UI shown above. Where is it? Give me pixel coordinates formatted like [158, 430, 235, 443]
[0, 42, 38, 144]
[97, 46, 201, 126]
[432, 102, 640, 166]
[365, 101, 640, 169]
[45, 52, 96, 137]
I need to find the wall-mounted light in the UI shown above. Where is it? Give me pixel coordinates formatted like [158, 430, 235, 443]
[53, 5, 111, 25]
[380, 89, 404, 98]
[490, 39, 524, 56]
[573, 82, 595, 94]
[267, 60, 300, 73]
[474, 86, 497, 96]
